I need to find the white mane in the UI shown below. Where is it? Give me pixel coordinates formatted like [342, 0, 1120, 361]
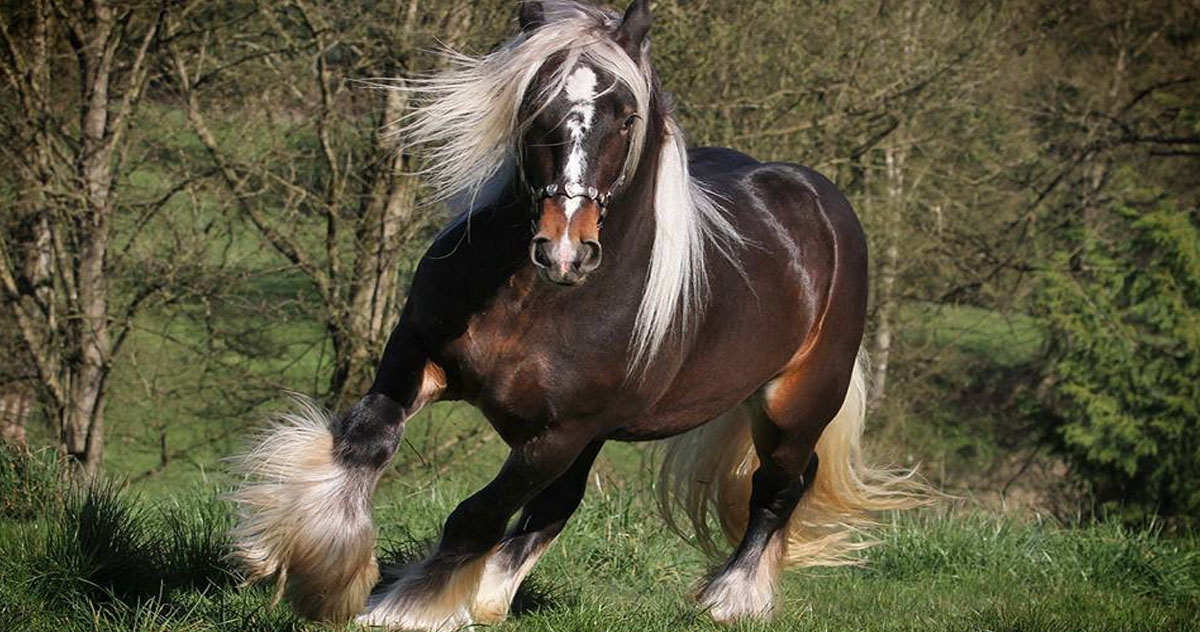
[392, 0, 743, 372]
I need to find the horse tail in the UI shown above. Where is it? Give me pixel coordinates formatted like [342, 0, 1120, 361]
[229, 392, 406, 622]
[656, 350, 927, 568]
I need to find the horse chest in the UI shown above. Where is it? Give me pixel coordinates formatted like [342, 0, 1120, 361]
[440, 293, 612, 431]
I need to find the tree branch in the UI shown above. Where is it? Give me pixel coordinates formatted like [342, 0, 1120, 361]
[0, 236, 65, 408]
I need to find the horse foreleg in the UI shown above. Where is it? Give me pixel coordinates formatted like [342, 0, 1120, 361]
[472, 440, 604, 623]
[229, 332, 442, 623]
[358, 431, 593, 631]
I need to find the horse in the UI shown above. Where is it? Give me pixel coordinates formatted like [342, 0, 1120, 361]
[229, 1, 923, 629]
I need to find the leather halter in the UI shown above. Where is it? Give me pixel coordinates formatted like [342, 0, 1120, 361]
[526, 116, 639, 217]
[530, 174, 626, 211]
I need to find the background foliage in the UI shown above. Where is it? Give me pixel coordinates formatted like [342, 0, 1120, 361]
[1035, 204, 1200, 521]
[0, 0, 1196, 585]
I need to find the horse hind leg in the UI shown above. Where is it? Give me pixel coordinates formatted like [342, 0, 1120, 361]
[689, 351, 920, 622]
[694, 380, 826, 623]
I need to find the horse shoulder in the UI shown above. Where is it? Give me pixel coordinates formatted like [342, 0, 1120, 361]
[400, 205, 529, 356]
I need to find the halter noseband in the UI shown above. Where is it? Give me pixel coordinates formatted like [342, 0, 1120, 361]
[530, 175, 626, 211]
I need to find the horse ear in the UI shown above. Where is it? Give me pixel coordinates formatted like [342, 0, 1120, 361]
[614, 0, 652, 59]
[519, 1, 546, 32]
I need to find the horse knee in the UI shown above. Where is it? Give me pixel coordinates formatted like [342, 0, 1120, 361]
[334, 392, 407, 470]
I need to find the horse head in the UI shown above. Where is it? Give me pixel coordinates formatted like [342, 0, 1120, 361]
[520, 0, 653, 286]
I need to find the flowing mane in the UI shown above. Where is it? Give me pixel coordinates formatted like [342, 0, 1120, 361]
[391, 0, 742, 370]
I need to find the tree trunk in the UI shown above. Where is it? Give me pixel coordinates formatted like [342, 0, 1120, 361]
[869, 144, 904, 411]
[329, 83, 419, 409]
[59, 1, 117, 475]
[0, 384, 32, 448]
[868, 0, 916, 414]
[326, 3, 479, 409]
[0, 0, 156, 476]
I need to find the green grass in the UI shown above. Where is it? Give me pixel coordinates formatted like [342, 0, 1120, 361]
[1, 447, 1197, 632]
[902, 301, 1046, 369]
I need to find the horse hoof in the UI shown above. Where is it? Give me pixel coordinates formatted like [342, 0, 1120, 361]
[355, 603, 472, 632]
[356, 555, 489, 631]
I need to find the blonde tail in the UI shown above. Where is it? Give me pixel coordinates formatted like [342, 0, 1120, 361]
[228, 395, 392, 622]
[657, 350, 928, 567]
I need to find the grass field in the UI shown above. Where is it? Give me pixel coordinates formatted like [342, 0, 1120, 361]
[2, 438, 1198, 632]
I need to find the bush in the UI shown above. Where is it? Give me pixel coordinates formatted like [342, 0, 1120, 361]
[1034, 205, 1200, 525]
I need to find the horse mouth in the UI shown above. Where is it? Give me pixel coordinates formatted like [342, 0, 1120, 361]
[536, 267, 588, 287]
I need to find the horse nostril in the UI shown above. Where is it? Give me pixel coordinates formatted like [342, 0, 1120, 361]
[578, 240, 603, 273]
[530, 237, 552, 269]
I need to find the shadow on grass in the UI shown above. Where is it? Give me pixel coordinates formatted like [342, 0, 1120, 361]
[50, 480, 239, 604]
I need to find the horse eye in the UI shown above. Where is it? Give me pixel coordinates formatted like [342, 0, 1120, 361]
[621, 115, 638, 134]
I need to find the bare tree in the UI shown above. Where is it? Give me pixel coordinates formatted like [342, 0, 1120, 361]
[168, 1, 495, 408]
[0, 0, 166, 474]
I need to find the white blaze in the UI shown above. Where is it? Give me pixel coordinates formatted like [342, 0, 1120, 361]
[561, 66, 597, 220]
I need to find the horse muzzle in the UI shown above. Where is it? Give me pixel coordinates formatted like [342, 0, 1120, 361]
[530, 234, 602, 285]
[530, 197, 604, 285]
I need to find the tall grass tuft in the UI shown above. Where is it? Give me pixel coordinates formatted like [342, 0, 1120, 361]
[158, 492, 237, 592]
[0, 448, 246, 629]
[65, 480, 164, 601]
[0, 445, 70, 520]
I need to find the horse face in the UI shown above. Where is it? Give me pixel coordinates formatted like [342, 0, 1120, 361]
[522, 61, 639, 286]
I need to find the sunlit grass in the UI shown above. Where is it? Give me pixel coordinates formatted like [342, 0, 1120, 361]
[1, 448, 1196, 632]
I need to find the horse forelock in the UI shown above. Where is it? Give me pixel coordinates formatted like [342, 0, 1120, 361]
[392, 0, 743, 373]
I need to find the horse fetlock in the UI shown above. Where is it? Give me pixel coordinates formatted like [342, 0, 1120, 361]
[359, 555, 491, 631]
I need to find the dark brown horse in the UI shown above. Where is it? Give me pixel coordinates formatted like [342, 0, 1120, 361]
[230, 1, 922, 629]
